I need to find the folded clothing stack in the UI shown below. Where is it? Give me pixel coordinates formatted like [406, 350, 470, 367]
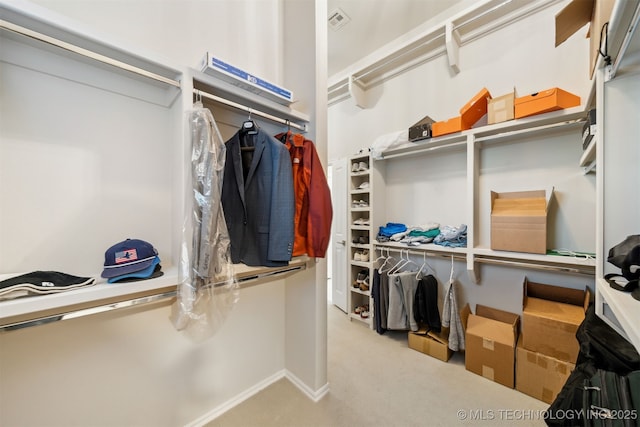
[101, 238, 163, 284]
[0, 271, 96, 300]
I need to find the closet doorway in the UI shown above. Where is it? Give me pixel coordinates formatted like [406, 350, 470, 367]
[329, 158, 348, 312]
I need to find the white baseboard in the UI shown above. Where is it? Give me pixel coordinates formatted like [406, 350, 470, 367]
[285, 370, 330, 402]
[186, 370, 330, 426]
[186, 370, 286, 427]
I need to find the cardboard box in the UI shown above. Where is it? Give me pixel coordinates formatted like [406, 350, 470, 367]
[522, 278, 590, 363]
[490, 188, 554, 254]
[200, 53, 294, 105]
[555, 0, 615, 78]
[514, 88, 581, 119]
[488, 91, 515, 125]
[408, 115, 436, 141]
[432, 116, 470, 137]
[516, 337, 575, 404]
[408, 328, 453, 362]
[460, 87, 492, 127]
[463, 304, 520, 388]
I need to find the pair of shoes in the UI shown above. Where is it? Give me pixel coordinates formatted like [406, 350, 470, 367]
[351, 161, 368, 172]
[359, 304, 370, 318]
[359, 276, 370, 292]
[357, 181, 370, 190]
[353, 250, 369, 262]
[354, 304, 369, 315]
[351, 162, 368, 172]
[353, 218, 370, 226]
[352, 199, 369, 208]
[356, 271, 369, 284]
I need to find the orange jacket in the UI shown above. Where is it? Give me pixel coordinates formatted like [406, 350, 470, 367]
[275, 132, 333, 258]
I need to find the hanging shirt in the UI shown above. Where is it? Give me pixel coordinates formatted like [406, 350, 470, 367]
[275, 132, 333, 258]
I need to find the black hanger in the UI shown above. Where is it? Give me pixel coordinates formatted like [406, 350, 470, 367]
[240, 108, 259, 136]
[240, 109, 258, 151]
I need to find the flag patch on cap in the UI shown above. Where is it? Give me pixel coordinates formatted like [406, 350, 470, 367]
[115, 249, 138, 264]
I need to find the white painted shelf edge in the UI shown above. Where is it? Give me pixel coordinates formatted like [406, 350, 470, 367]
[596, 278, 640, 351]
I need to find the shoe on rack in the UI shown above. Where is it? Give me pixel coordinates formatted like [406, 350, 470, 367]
[353, 218, 367, 226]
[356, 272, 367, 283]
[360, 305, 370, 318]
[357, 161, 369, 172]
[360, 250, 370, 262]
[357, 182, 370, 190]
[353, 251, 362, 261]
[351, 163, 359, 172]
[358, 236, 369, 244]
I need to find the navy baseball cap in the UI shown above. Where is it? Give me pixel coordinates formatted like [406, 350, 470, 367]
[107, 257, 162, 283]
[101, 238, 159, 279]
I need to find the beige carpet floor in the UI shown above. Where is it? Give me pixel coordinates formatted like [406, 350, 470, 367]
[207, 304, 548, 427]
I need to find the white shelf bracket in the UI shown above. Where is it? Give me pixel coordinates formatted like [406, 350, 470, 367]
[445, 22, 461, 74]
[467, 253, 479, 284]
[348, 75, 369, 109]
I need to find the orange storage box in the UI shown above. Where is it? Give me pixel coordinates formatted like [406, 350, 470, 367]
[432, 116, 470, 137]
[514, 88, 580, 119]
[460, 87, 492, 127]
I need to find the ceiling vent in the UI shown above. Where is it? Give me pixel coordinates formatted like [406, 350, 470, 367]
[328, 7, 350, 31]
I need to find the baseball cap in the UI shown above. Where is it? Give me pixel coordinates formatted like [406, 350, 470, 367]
[107, 257, 163, 283]
[101, 238, 159, 279]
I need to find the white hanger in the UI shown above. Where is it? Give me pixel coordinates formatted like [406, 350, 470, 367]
[387, 249, 407, 274]
[415, 251, 434, 280]
[379, 248, 397, 273]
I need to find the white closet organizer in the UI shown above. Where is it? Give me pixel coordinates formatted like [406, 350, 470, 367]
[347, 153, 373, 324]
[374, 106, 597, 283]
[594, 0, 640, 351]
[0, 2, 312, 331]
[346, 151, 385, 326]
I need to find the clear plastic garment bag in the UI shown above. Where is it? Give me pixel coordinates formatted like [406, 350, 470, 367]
[171, 101, 238, 341]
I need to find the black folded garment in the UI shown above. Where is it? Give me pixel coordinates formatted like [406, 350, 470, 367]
[0, 271, 96, 298]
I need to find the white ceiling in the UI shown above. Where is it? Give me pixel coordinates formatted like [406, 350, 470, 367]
[327, 0, 466, 77]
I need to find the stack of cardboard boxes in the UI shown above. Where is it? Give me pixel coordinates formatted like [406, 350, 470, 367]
[516, 279, 590, 403]
[459, 279, 590, 405]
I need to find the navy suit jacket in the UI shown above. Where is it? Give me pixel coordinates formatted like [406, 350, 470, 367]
[222, 128, 295, 267]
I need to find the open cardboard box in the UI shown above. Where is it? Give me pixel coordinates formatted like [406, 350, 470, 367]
[522, 278, 590, 363]
[408, 327, 453, 362]
[488, 90, 515, 125]
[461, 304, 519, 388]
[516, 336, 576, 404]
[490, 188, 554, 254]
[555, 0, 615, 78]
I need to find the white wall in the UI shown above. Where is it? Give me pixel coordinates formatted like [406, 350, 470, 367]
[0, 0, 326, 425]
[328, 1, 596, 316]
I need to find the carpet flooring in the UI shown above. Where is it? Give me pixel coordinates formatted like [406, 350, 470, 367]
[207, 304, 548, 426]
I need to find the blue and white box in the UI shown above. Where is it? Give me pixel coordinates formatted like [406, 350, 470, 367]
[200, 53, 294, 106]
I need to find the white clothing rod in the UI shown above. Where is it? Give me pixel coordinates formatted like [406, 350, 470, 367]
[474, 257, 594, 275]
[194, 89, 307, 133]
[0, 19, 181, 88]
[374, 245, 466, 262]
